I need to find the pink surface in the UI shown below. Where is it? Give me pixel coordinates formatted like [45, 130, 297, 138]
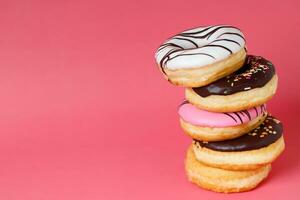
[0, 0, 299, 199]
[179, 103, 266, 127]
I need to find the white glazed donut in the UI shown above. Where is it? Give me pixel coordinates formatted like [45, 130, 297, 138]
[156, 25, 246, 69]
[155, 25, 247, 87]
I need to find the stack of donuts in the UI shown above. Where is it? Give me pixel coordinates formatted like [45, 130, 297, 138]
[155, 25, 284, 193]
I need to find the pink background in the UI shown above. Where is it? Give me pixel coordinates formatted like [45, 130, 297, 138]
[0, 0, 299, 199]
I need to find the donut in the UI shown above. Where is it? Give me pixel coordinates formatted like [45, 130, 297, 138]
[178, 101, 267, 141]
[155, 25, 247, 87]
[192, 115, 285, 170]
[185, 146, 271, 193]
[186, 55, 278, 112]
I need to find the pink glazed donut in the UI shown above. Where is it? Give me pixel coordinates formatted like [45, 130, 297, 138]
[178, 101, 267, 141]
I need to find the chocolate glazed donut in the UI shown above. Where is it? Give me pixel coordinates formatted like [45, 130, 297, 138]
[194, 115, 283, 151]
[192, 55, 275, 97]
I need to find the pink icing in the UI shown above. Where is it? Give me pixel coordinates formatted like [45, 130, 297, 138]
[178, 102, 266, 128]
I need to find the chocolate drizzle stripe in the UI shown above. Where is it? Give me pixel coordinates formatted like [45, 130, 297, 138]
[224, 113, 238, 123]
[240, 111, 247, 120]
[217, 32, 245, 41]
[201, 44, 233, 54]
[233, 112, 243, 123]
[158, 43, 184, 51]
[181, 25, 215, 35]
[239, 111, 245, 117]
[206, 26, 238, 39]
[180, 25, 237, 39]
[172, 37, 199, 48]
[210, 38, 241, 46]
[246, 110, 252, 120]
[254, 107, 259, 117]
[241, 110, 251, 121]
[159, 49, 183, 69]
[259, 105, 262, 114]
[261, 105, 266, 112]
[167, 52, 216, 62]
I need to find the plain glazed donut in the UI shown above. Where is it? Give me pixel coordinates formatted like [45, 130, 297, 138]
[186, 55, 278, 112]
[185, 146, 271, 193]
[178, 101, 267, 141]
[155, 25, 247, 87]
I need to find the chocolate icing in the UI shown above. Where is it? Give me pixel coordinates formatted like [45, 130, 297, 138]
[192, 55, 275, 97]
[194, 115, 283, 152]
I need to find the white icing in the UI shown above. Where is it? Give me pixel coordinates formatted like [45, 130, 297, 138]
[155, 25, 246, 70]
